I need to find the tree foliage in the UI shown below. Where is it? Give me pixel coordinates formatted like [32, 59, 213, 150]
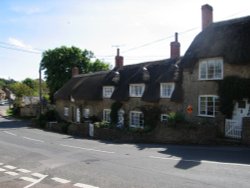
[9, 82, 33, 98]
[41, 46, 109, 102]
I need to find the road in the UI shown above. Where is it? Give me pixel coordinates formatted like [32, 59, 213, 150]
[0, 115, 250, 187]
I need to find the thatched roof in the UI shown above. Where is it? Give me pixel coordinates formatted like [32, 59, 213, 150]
[181, 16, 250, 69]
[55, 58, 183, 102]
[54, 71, 110, 101]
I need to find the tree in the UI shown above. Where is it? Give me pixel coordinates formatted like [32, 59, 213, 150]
[41, 46, 109, 102]
[9, 82, 33, 98]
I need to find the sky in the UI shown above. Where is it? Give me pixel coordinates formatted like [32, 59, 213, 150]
[1, 0, 250, 81]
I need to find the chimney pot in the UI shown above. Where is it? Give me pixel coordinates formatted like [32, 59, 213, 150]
[115, 48, 124, 69]
[202, 4, 213, 30]
[170, 32, 180, 59]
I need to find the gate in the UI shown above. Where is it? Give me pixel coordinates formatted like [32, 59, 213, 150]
[225, 119, 242, 139]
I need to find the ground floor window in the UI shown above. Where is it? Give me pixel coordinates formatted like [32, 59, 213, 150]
[198, 95, 219, 117]
[64, 107, 69, 117]
[103, 109, 111, 122]
[130, 111, 144, 128]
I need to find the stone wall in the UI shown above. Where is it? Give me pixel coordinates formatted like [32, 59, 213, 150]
[44, 121, 219, 145]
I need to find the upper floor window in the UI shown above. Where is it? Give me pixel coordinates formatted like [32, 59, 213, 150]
[160, 83, 175, 98]
[199, 58, 223, 80]
[198, 95, 219, 117]
[129, 84, 145, 97]
[103, 86, 114, 98]
[103, 109, 111, 122]
[130, 111, 144, 128]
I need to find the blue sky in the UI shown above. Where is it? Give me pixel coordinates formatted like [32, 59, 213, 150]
[1, 0, 250, 81]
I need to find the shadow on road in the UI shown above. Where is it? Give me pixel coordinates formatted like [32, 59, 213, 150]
[0, 116, 30, 129]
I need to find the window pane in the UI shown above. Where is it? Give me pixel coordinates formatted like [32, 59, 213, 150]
[199, 62, 207, 79]
[199, 96, 219, 117]
[199, 58, 223, 80]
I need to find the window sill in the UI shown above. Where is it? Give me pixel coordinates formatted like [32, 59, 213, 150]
[197, 114, 215, 118]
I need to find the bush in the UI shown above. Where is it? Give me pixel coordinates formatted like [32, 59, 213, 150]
[167, 111, 185, 127]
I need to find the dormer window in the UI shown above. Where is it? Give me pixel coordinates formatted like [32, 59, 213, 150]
[199, 58, 223, 80]
[160, 83, 175, 98]
[103, 86, 114, 98]
[129, 84, 145, 97]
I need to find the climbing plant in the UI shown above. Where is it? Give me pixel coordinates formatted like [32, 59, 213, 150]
[218, 76, 250, 118]
[140, 105, 161, 131]
[110, 101, 123, 126]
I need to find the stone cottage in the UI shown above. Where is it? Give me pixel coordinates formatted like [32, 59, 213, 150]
[180, 4, 250, 139]
[55, 34, 183, 129]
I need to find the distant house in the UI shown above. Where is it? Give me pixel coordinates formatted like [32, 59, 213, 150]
[0, 89, 6, 100]
[180, 4, 250, 139]
[20, 96, 40, 117]
[55, 36, 183, 128]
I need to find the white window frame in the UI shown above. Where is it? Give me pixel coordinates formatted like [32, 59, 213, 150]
[83, 108, 90, 119]
[130, 111, 144, 128]
[103, 86, 114, 98]
[199, 58, 223, 80]
[160, 83, 175, 98]
[103, 109, 111, 122]
[129, 84, 145, 97]
[161, 114, 169, 122]
[198, 95, 219, 117]
[64, 107, 69, 117]
[76, 108, 80, 123]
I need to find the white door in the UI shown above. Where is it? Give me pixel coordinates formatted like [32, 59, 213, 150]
[232, 99, 250, 126]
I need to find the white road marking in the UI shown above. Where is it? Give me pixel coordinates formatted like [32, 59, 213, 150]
[24, 173, 48, 188]
[4, 165, 16, 170]
[51, 177, 71, 184]
[17, 168, 31, 173]
[3, 131, 17, 136]
[60, 144, 115, 154]
[74, 183, 99, 188]
[20, 177, 37, 183]
[31, 172, 47, 178]
[0, 168, 6, 172]
[23, 137, 44, 143]
[0, 163, 3, 165]
[149, 156, 250, 167]
[5, 171, 19, 176]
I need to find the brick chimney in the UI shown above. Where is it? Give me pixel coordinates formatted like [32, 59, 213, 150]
[115, 48, 124, 69]
[170, 32, 180, 59]
[202, 4, 213, 30]
[72, 66, 79, 77]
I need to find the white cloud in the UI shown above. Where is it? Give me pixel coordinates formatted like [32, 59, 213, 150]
[8, 37, 40, 53]
[11, 5, 44, 15]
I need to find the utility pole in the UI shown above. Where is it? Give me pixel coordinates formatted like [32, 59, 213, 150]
[39, 63, 42, 116]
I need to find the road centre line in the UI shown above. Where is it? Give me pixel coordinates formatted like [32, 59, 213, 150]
[149, 156, 250, 167]
[4, 171, 19, 176]
[51, 177, 71, 184]
[3, 131, 17, 136]
[60, 144, 115, 154]
[0, 168, 6, 172]
[17, 168, 31, 173]
[4, 165, 16, 170]
[74, 183, 99, 188]
[23, 136, 44, 143]
[20, 177, 38, 183]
